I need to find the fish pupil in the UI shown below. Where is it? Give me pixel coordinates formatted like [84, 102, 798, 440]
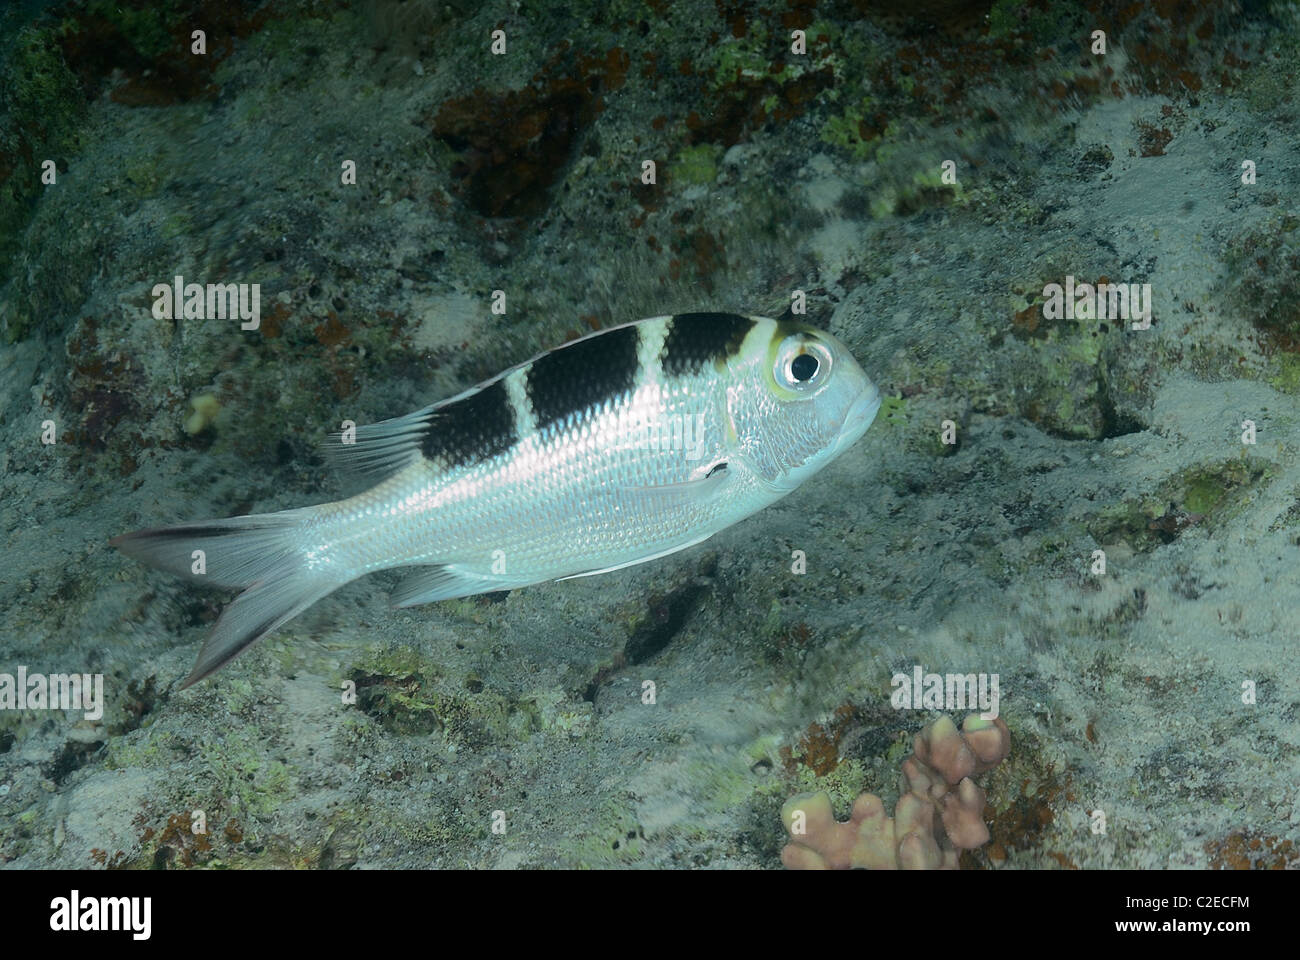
[791, 353, 819, 381]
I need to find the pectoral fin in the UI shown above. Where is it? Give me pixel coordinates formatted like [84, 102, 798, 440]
[624, 461, 731, 506]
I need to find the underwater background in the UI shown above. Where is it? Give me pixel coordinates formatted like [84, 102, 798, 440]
[1, 0, 1298, 869]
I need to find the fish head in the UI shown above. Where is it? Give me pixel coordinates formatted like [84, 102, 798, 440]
[728, 319, 880, 491]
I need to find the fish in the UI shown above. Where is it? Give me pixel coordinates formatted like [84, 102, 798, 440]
[111, 312, 882, 687]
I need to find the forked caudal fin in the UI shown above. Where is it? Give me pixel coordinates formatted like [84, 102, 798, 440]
[110, 509, 339, 688]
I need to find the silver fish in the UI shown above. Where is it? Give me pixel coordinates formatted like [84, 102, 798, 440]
[112, 313, 881, 686]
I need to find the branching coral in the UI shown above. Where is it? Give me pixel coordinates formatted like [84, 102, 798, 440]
[781, 713, 1010, 869]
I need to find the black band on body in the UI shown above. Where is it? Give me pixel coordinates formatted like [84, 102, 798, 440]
[660, 312, 754, 375]
[422, 378, 517, 467]
[525, 323, 641, 429]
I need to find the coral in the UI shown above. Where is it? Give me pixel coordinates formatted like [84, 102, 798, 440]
[781, 714, 1009, 869]
[184, 393, 221, 435]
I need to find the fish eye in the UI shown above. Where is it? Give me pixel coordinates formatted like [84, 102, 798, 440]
[790, 353, 819, 381]
[775, 336, 833, 394]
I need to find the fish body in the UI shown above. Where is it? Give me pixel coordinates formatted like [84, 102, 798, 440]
[113, 312, 881, 685]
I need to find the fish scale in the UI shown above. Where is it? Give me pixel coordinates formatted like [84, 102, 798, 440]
[325, 317, 738, 579]
[112, 312, 881, 686]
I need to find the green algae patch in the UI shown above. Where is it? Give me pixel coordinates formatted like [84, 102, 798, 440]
[0, 25, 86, 328]
[867, 164, 966, 219]
[995, 262, 1152, 442]
[877, 394, 908, 426]
[786, 755, 870, 816]
[83, 0, 178, 62]
[709, 20, 826, 91]
[349, 644, 513, 747]
[713, 24, 779, 85]
[516, 686, 594, 739]
[1268, 352, 1300, 395]
[1088, 457, 1274, 553]
[669, 144, 723, 186]
[986, 0, 1090, 41]
[349, 646, 446, 736]
[1180, 459, 1272, 518]
[104, 729, 182, 771]
[820, 99, 876, 161]
[200, 729, 294, 822]
[569, 804, 647, 867]
[1015, 322, 1110, 440]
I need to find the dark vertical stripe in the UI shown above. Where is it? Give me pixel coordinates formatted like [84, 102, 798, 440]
[421, 379, 517, 467]
[660, 312, 754, 375]
[525, 324, 641, 429]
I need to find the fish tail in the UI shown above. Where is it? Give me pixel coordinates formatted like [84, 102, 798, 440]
[110, 507, 341, 687]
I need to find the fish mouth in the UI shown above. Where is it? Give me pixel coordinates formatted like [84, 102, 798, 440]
[847, 386, 882, 431]
[823, 385, 881, 462]
[840, 385, 881, 441]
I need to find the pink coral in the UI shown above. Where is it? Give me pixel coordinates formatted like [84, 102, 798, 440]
[781, 713, 1010, 869]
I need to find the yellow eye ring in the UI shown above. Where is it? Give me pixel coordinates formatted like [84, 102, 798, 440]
[772, 336, 833, 397]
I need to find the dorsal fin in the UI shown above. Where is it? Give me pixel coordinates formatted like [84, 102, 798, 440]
[324, 318, 659, 486]
[322, 374, 520, 485]
[322, 402, 437, 485]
